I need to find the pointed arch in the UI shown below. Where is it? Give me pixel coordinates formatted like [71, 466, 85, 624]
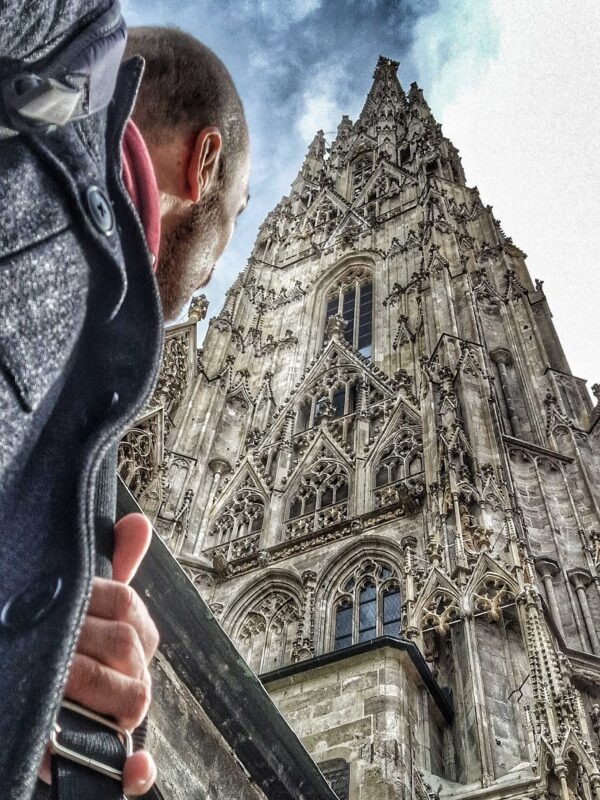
[283, 433, 352, 541]
[411, 568, 461, 637]
[315, 535, 405, 653]
[203, 462, 270, 559]
[224, 570, 304, 674]
[365, 401, 425, 514]
[257, 333, 394, 452]
[466, 553, 519, 622]
[323, 264, 373, 356]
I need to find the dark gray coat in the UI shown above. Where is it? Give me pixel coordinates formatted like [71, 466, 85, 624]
[0, 3, 163, 797]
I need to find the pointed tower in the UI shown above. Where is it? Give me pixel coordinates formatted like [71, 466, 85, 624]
[123, 56, 600, 800]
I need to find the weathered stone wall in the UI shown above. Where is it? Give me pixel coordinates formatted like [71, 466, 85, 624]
[266, 648, 447, 800]
[148, 652, 267, 800]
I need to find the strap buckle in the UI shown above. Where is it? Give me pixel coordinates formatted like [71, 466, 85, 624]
[50, 700, 133, 781]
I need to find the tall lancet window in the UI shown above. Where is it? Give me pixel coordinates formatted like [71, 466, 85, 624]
[325, 267, 373, 357]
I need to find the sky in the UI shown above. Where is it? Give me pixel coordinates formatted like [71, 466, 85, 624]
[122, 0, 600, 388]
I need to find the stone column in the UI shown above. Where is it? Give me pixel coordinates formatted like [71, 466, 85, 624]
[401, 535, 417, 632]
[491, 349, 521, 438]
[192, 459, 231, 555]
[568, 568, 600, 655]
[535, 557, 564, 637]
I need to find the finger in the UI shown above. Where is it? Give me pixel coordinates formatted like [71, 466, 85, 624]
[113, 513, 152, 584]
[88, 578, 159, 663]
[37, 746, 51, 785]
[122, 751, 157, 796]
[64, 653, 151, 731]
[76, 616, 146, 680]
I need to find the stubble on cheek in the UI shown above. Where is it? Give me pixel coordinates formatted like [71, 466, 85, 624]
[156, 203, 219, 321]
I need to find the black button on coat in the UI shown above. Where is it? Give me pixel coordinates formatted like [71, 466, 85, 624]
[0, 4, 164, 798]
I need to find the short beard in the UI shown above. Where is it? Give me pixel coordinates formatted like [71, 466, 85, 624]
[156, 194, 222, 322]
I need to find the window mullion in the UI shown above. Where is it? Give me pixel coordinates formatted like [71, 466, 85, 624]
[309, 395, 317, 427]
[353, 283, 360, 348]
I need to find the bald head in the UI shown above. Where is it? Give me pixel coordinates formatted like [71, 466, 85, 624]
[125, 26, 248, 191]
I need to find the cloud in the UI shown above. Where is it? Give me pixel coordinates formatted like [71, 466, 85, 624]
[413, 0, 600, 383]
[296, 62, 346, 140]
[239, 0, 322, 27]
[410, 0, 499, 110]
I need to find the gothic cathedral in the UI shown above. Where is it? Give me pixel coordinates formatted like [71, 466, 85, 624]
[120, 56, 600, 800]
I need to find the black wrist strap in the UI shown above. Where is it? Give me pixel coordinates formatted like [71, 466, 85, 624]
[51, 448, 128, 800]
[51, 705, 127, 800]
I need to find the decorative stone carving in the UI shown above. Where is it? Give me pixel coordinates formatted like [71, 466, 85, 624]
[118, 406, 164, 499]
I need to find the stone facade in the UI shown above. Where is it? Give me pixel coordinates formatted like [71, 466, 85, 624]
[123, 56, 600, 800]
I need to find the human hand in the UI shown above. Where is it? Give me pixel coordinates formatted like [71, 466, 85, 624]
[38, 513, 159, 795]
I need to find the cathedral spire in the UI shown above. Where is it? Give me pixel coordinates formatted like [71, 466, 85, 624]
[358, 54, 406, 126]
[300, 129, 326, 180]
[407, 80, 436, 123]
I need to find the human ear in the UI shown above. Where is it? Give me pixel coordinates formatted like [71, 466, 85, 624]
[187, 127, 222, 202]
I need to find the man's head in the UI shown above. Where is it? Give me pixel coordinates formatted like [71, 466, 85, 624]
[125, 28, 250, 321]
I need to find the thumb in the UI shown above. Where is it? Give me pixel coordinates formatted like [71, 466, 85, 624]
[112, 513, 152, 584]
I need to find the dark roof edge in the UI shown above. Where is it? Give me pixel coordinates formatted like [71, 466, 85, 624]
[118, 479, 338, 800]
[261, 636, 454, 724]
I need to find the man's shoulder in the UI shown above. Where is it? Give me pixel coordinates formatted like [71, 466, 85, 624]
[0, 0, 107, 61]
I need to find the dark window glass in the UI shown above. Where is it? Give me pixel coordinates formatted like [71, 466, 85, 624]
[321, 487, 334, 508]
[357, 284, 372, 352]
[332, 387, 346, 417]
[348, 383, 358, 413]
[400, 146, 410, 165]
[326, 295, 338, 321]
[304, 494, 316, 514]
[383, 588, 401, 636]
[342, 289, 355, 345]
[334, 604, 353, 650]
[375, 465, 389, 487]
[289, 498, 302, 518]
[358, 584, 376, 641]
[324, 280, 373, 353]
[336, 481, 348, 501]
[250, 514, 263, 533]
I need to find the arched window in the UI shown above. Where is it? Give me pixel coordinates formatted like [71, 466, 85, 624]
[332, 559, 401, 650]
[295, 374, 360, 436]
[207, 484, 265, 559]
[325, 267, 373, 357]
[286, 458, 349, 539]
[373, 429, 424, 510]
[352, 152, 373, 197]
[236, 591, 300, 674]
